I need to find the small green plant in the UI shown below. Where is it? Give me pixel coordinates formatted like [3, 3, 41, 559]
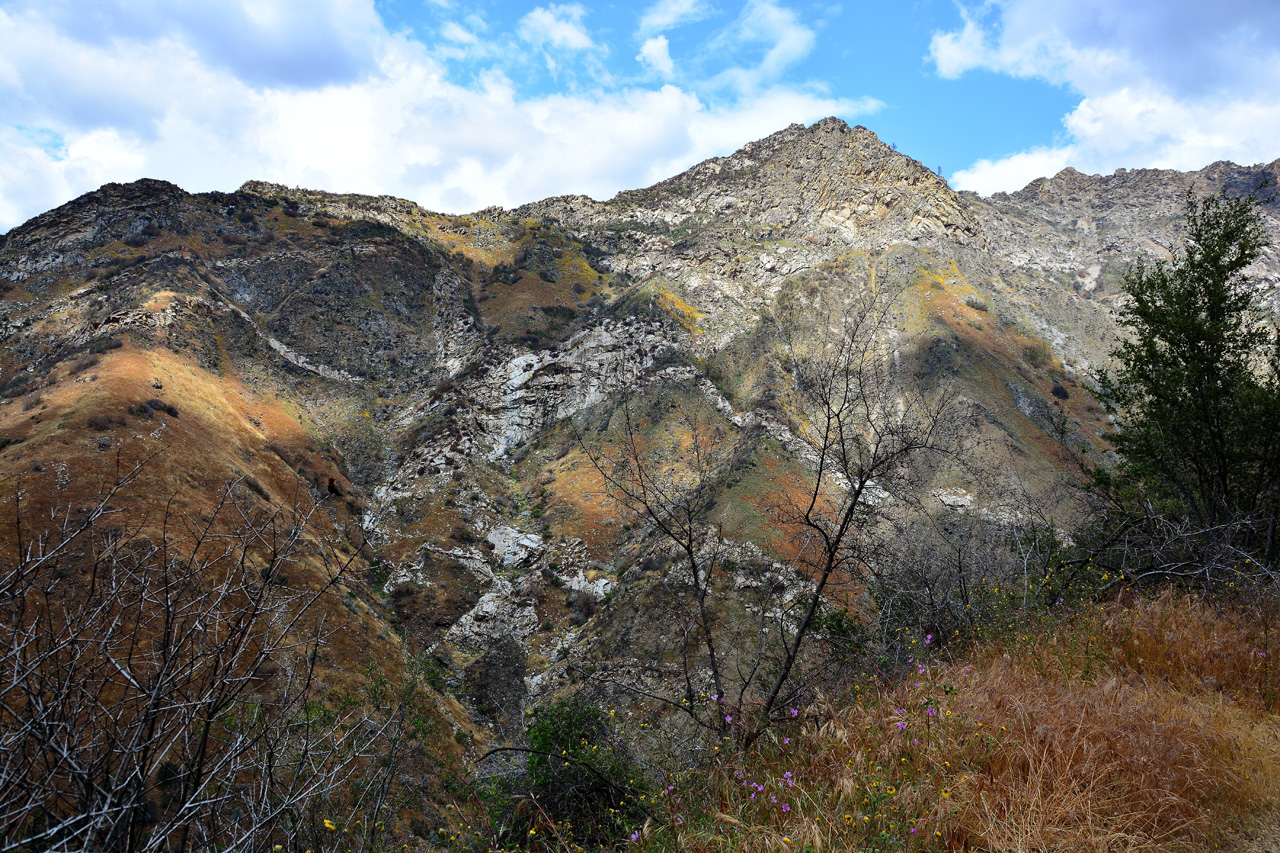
[1022, 339, 1052, 368]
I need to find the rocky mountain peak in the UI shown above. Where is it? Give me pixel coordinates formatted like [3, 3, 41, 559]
[2, 178, 188, 266]
[630, 117, 961, 223]
[514, 119, 985, 329]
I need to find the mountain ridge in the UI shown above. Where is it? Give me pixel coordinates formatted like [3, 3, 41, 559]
[3, 115, 1280, 739]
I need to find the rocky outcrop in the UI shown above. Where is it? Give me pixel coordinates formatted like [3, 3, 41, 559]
[975, 160, 1280, 308]
[513, 121, 987, 348]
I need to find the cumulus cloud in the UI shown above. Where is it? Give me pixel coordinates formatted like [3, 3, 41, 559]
[637, 36, 675, 78]
[933, 0, 1280, 193]
[0, 0, 872, 230]
[517, 4, 597, 51]
[637, 0, 715, 37]
[950, 146, 1076, 197]
[7, 0, 385, 89]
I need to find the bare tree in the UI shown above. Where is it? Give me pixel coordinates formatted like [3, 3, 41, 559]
[747, 278, 960, 741]
[577, 398, 744, 737]
[0, 462, 425, 853]
[577, 268, 960, 746]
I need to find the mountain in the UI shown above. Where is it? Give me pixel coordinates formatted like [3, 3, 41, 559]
[3, 117, 1280, 743]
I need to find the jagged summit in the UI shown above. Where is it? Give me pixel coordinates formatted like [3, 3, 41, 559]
[1, 178, 189, 258]
[608, 118, 960, 228]
[688, 117, 935, 185]
[1005, 157, 1280, 208]
[517, 117, 984, 292]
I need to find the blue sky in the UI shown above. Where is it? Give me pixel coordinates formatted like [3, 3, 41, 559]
[1, 0, 1278, 231]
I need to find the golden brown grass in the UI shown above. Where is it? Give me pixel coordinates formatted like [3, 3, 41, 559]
[0, 345, 402, 695]
[634, 592, 1280, 852]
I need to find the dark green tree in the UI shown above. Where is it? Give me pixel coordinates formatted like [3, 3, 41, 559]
[1105, 187, 1280, 570]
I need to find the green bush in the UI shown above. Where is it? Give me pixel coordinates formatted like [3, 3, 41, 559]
[473, 696, 648, 849]
[525, 697, 647, 845]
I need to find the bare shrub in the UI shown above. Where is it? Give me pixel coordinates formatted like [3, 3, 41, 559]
[577, 265, 960, 746]
[68, 354, 100, 375]
[0, 375, 29, 399]
[146, 398, 179, 417]
[128, 399, 178, 420]
[240, 474, 269, 501]
[0, 465, 434, 853]
[572, 588, 599, 617]
[86, 413, 126, 431]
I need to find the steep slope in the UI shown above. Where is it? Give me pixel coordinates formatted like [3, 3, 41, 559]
[3, 118, 1279, 741]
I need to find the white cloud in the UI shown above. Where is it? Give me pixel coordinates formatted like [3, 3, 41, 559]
[929, 13, 995, 80]
[934, 0, 1280, 193]
[0, 2, 873, 230]
[517, 4, 597, 51]
[1063, 87, 1280, 170]
[440, 22, 477, 44]
[637, 0, 715, 37]
[711, 0, 817, 94]
[637, 36, 675, 78]
[8, 0, 386, 89]
[950, 146, 1076, 196]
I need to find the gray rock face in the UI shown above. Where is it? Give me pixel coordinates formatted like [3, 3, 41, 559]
[503, 120, 1280, 381]
[514, 120, 988, 351]
[5, 117, 1280, 723]
[446, 587, 540, 651]
[486, 525, 543, 568]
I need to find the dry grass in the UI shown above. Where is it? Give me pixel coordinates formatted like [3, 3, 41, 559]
[634, 593, 1280, 852]
[0, 346, 401, 697]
